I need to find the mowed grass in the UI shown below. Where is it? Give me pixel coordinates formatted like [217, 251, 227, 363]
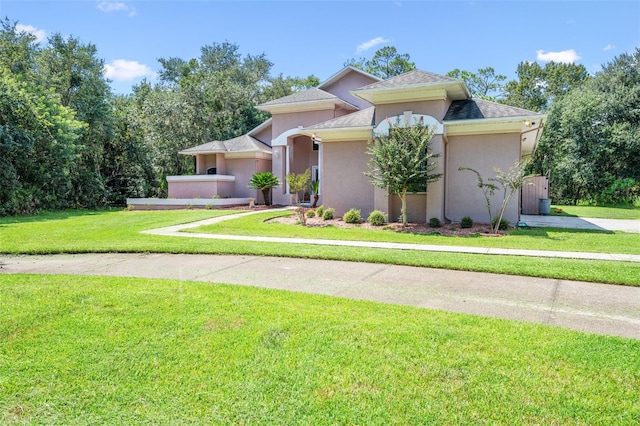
[551, 204, 640, 219]
[186, 210, 640, 255]
[1, 274, 639, 425]
[1, 209, 640, 286]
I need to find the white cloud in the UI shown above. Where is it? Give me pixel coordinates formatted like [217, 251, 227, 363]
[536, 49, 581, 64]
[15, 24, 46, 43]
[104, 59, 154, 81]
[97, 1, 136, 16]
[603, 44, 615, 51]
[356, 37, 390, 53]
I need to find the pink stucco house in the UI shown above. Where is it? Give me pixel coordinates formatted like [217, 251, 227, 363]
[154, 66, 546, 224]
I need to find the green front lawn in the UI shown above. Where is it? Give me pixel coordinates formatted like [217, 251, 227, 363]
[2, 274, 638, 424]
[1, 209, 639, 286]
[186, 210, 640, 255]
[551, 204, 640, 219]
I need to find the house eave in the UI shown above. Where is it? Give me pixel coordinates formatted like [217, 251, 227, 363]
[301, 126, 373, 143]
[351, 81, 470, 105]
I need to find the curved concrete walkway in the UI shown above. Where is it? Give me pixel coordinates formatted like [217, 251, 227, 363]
[142, 209, 640, 263]
[1, 253, 639, 340]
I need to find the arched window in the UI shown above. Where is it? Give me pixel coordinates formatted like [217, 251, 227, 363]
[206, 167, 217, 175]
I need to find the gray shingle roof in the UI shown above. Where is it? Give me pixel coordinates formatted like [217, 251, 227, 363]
[354, 70, 458, 91]
[444, 99, 542, 121]
[304, 107, 375, 130]
[180, 135, 271, 154]
[258, 88, 339, 107]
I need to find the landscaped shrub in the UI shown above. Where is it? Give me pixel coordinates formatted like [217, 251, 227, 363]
[460, 216, 473, 228]
[322, 208, 334, 220]
[305, 209, 316, 218]
[367, 210, 387, 226]
[491, 217, 510, 231]
[316, 205, 324, 217]
[428, 217, 442, 228]
[343, 208, 362, 224]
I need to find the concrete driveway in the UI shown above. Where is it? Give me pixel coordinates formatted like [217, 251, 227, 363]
[2, 253, 639, 340]
[521, 215, 640, 233]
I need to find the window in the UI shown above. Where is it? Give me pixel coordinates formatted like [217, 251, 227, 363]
[206, 167, 217, 175]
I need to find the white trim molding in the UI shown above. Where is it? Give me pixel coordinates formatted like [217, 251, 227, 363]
[374, 113, 444, 136]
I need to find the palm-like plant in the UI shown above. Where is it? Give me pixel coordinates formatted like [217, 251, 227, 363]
[248, 172, 280, 206]
[309, 180, 320, 208]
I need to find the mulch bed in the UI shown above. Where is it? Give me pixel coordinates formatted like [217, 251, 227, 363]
[269, 212, 503, 237]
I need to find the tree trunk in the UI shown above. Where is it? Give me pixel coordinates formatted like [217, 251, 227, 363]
[262, 188, 271, 206]
[312, 194, 319, 208]
[399, 189, 408, 227]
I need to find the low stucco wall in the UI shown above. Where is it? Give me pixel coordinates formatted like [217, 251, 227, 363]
[167, 175, 235, 199]
[390, 194, 428, 223]
[126, 197, 252, 210]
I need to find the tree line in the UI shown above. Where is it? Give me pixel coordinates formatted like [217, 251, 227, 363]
[1, 18, 638, 216]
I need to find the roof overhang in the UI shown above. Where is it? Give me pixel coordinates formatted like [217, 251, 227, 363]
[445, 115, 546, 155]
[301, 126, 373, 143]
[351, 81, 470, 105]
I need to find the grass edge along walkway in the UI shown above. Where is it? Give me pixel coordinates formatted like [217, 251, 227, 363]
[144, 208, 640, 264]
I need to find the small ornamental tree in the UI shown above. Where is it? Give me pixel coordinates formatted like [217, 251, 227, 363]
[365, 117, 442, 226]
[490, 160, 535, 233]
[248, 172, 280, 206]
[286, 168, 311, 225]
[460, 160, 534, 233]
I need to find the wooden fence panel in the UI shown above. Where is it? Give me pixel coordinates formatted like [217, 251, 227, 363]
[522, 176, 549, 215]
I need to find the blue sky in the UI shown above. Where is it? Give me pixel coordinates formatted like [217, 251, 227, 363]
[2, 0, 639, 94]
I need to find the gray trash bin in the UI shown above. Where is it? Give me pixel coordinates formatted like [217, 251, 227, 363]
[539, 198, 551, 215]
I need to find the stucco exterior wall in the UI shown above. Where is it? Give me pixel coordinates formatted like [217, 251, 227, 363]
[375, 99, 450, 124]
[321, 140, 374, 217]
[252, 124, 272, 146]
[322, 71, 378, 110]
[225, 158, 271, 200]
[446, 133, 521, 224]
[272, 110, 336, 139]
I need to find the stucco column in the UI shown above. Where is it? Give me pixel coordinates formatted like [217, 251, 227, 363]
[196, 155, 206, 175]
[426, 134, 445, 222]
[216, 154, 226, 175]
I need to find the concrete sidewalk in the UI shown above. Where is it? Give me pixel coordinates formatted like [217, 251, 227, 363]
[142, 209, 640, 263]
[2, 253, 639, 340]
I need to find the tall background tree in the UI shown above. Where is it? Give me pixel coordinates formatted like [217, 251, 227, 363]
[502, 61, 589, 112]
[345, 46, 416, 79]
[529, 49, 640, 205]
[446, 67, 507, 101]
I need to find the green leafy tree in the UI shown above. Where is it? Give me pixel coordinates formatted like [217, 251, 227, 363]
[345, 46, 416, 79]
[286, 169, 311, 225]
[248, 172, 280, 206]
[36, 33, 114, 208]
[531, 49, 640, 204]
[502, 61, 589, 112]
[446, 67, 507, 101]
[0, 21, 85, 215]
[365, 118, 442, 226]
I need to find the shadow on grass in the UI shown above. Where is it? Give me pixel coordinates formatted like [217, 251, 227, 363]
[0, 208, 120, 226]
